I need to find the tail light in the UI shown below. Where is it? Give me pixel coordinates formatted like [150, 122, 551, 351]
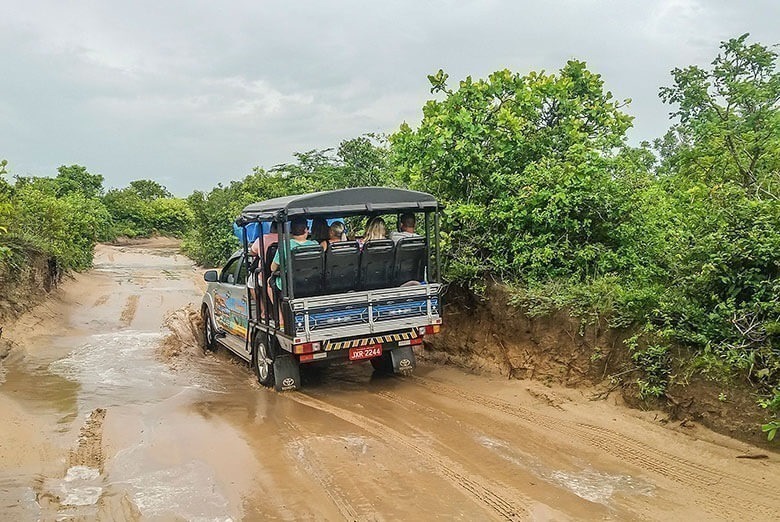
[424, 324, 441, 335]
[417, 324, 442, 337]
[293, 341, 321, 354]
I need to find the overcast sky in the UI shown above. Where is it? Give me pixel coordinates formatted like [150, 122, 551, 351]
[1, 1, 778, 195]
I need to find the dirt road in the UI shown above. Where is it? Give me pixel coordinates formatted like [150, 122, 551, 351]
[0, 241, 777, 520]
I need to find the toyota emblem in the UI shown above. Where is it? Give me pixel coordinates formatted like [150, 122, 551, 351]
[282, 377, 295, 388]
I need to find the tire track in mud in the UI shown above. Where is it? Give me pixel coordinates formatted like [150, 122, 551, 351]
[288, 393, 527, 521]
[119, 295, 139, 327]
[407, 377, 777, 519]
[92, 294, 109, 308]
[68, 407, 107, 470]
[36, 408, 110, 517]
[284, 420, 375, 521]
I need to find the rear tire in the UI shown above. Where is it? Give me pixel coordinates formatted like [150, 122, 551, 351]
[202, 306, 218, 352]
[370, 352, 393, 373]
[252, 334, 275, 387]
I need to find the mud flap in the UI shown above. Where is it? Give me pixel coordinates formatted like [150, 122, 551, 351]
[273, 355, 301, 391]
[391, 346, 416, 376]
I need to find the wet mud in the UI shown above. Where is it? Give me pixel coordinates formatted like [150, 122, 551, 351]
[0, 242, 778, 520]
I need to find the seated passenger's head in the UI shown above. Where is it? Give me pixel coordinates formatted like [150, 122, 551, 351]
[329, 221, 345, 240]
[291, 218, 308, 238]
[364, 217, 387, 241]
[399, 212, 416, 232]
[311, 217, 329, 242]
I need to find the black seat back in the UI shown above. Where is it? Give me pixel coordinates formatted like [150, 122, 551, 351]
[393, 236, 427, 285]
[263, 243, 279, 281]
[360, 240, 395, 290]
[325, 241, 360, 294]
[289, 244, 324, 297]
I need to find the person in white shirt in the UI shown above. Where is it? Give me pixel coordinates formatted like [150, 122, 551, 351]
[390, 212, 420, 243]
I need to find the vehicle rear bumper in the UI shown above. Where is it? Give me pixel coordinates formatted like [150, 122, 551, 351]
[295, 327, 434, 364]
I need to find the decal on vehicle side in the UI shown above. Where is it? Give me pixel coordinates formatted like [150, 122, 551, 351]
[214, 291, 248, 337]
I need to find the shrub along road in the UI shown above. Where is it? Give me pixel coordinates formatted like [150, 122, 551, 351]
[0, 241, 776, 520]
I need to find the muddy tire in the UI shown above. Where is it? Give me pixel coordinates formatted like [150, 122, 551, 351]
[252, 334, 275, 387]
[370, 352, 393, 373]
[202, 306, 218, 352]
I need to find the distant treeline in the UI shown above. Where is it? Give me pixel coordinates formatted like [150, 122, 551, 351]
[1, 35, 777, 436]
[0, 165, 192, 271]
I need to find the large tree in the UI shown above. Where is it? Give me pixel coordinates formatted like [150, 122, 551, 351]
[658, 33, 779, 200]
[392, 63, 644, 283]
[54, 164, 105, 199]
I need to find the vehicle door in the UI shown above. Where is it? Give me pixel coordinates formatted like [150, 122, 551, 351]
[213, 256, 249, 341]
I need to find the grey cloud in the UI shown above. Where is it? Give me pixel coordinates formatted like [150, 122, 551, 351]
[1, 0, 778, 194]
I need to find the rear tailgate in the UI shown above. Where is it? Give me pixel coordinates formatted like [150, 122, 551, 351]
[291, 283, 442, 343]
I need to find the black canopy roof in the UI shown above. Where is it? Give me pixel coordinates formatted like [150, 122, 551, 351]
[237, 187, 439, 223]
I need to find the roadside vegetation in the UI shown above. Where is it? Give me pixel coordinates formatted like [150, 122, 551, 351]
[0, 164, 191, 272]
[1, 35, 776, 437]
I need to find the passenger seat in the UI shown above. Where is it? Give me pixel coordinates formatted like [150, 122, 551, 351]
[324, 241, 360, 294]
[393, 236, 426, 285]
[289, 245, 324, 297]
[360, 240, 395, 290]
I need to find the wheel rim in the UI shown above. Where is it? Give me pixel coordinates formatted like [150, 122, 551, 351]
[205, 317, 213, 344]
[256, 341, 270, 380]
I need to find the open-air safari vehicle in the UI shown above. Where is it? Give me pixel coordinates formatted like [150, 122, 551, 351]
[200, 187, 444, 390]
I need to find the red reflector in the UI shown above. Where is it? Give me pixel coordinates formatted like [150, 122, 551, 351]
[299, 353, 314, 362]
[410, 337, 424, 345]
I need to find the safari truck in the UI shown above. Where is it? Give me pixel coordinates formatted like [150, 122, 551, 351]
[200, 187, 444, 391]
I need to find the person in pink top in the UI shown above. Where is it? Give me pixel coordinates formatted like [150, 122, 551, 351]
[247, 222, 279, 306]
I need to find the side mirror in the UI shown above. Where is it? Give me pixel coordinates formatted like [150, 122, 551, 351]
[204, 270, 218, 282]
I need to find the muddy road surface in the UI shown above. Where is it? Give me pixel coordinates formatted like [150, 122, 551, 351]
[0, 241, 777, 520]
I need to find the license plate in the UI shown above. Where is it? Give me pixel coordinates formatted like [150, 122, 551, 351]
[349, 344, 382, 361]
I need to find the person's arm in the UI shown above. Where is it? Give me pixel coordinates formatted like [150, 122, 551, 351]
[250, 238, 260, 255]
[270, 248, 281, 272]
[320, 240, 328, 250]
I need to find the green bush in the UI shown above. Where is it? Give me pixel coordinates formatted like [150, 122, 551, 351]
[102, 180, 191, 238]
[2, 164, 110, 271]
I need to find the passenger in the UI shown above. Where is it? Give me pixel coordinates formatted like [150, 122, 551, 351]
[320, 221, 345, 250]
[390, 212, 420, 243]
[250, 222, 279, 257]
[310, 217, 330, 245]
[247, 222, 278, 309]
[361, 216, 388, 247]
[267, 217, 319, 304]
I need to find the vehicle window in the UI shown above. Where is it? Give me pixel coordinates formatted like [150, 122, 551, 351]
[236, 259, 247, 285]
[220, 258, 240, 284]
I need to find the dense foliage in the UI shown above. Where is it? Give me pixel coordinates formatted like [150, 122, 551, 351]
[391, 62, 655, 285]
[648, 34, 779, 415]
[390, 36, 779, 423]
[103, 179, 193, 238]
[0, 165, 110, 271]
[0, 165, 191, 272]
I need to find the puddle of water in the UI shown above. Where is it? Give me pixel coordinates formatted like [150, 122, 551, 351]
[547, 468, 654, 504]
[1, 354, 80, 424]
[120, 459, 233, 521]
[60, 465, 103, 506]
[0, 477, 41, 520]
[49, 331, 177, 407]
[476, 435, 654, 505]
